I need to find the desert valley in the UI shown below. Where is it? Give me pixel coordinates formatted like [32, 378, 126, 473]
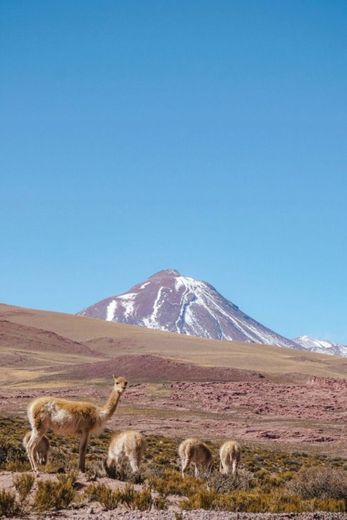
[0, 294, 346, 518]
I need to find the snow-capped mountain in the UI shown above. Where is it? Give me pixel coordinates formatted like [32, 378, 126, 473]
[294, 336, 347, 357]
[79, 269, 299, 349]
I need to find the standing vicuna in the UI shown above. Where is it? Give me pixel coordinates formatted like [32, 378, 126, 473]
[23, 431, 49, 466]
[106, 430, 145, 473]
[219, 440, 241, 476]
[178, 438, 213, 478]
[25, 376, 127, 473]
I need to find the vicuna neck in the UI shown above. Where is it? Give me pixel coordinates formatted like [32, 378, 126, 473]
[100, 390, 122, 421]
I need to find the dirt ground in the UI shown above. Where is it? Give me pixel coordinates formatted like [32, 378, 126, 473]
[0, 374, 346, 458]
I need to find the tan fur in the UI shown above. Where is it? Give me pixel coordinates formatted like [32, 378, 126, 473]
[178, 438, 213, 478]
[107, 430, 145, 473]
[23, 431, 49, 465]
[219, 440, 241, 476]
[26, 376, 127, 473]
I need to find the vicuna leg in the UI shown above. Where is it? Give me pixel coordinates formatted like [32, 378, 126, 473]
[79, 431, 89, 472]
[206, 461, 213, 478]
[219, 457, 227, 474]
[36, 437, 49, 465]
[37, 450, 47, 466]
[181, 455, 191, 478]
[232, 459, 238, 476]
[26, 430, 42, 473]
[129, 455, 139, 473]
[194, 463, 199, 478]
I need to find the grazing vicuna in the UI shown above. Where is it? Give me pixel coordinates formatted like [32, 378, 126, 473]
[219, 440, 241, 476]
[26, 376, 127, 473]
[23, 431, 49, 466]
[106, 430, 145, 473]
[178, 438, 213, 478]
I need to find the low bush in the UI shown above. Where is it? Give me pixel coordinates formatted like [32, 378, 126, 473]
[85, 482, 153, 511]
[0, 488, 21, 517]
[208, 468, 256, 493]
[286, 467, 347, 500]
[181, 488, 346, 513]
[0, 435, 29, 471]
[129, 486, 152, 510]
[153, 494, 168, 510]
[33, 474, 76, 512]
[13, 472, 34, 501]
[148, 468, 203, 497]
[85, 483, 121, 509]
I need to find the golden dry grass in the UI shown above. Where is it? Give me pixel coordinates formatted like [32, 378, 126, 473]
[0, 417, 346, 514]
[0, 303, 345, 389]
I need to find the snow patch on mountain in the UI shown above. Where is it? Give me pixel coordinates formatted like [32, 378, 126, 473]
[106, 300, 117, 321]
[294, 335, 347, 357]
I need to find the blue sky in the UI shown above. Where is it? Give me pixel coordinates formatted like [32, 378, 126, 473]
[1, 1, 346, 343]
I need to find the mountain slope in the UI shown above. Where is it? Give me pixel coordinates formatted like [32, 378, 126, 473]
[79, 269, 299, 349]
[1, 303, 346, 384]
[294, 335, 347, 357]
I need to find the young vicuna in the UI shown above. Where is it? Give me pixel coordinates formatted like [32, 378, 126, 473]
[219, 440, 241, 476]
[178, 438, 213, 478]
[106, 430, 145, 473]
[23, 431, 49, 466]
[26, 376, 127, 473]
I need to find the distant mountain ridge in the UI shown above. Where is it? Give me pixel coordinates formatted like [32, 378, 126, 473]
[294, 335, 347, 357]
[78, 269, 300, 350]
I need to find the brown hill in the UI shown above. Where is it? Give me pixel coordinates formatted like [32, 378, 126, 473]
[0, 303, 346, 387]
[0, 319, 99, 357]
[59, 354, 266, 383]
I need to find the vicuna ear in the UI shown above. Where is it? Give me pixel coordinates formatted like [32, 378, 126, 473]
[113, 374, 117, 380]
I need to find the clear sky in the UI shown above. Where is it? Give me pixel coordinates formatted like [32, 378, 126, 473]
[1, 1, 346, 343]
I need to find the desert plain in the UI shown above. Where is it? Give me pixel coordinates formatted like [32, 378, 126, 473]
[0, 303, 346, 518]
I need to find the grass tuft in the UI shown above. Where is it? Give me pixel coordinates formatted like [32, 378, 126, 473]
[286, 466, 347, 499]
[13, 472, 35, 501]
[84, 482, 121, 509]
[84, 482, 153, 510]
[0, 488, 21, 517]
[33, 474, 76, 512]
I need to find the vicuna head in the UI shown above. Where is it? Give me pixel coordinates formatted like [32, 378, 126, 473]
[113, 375, 128, 394]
